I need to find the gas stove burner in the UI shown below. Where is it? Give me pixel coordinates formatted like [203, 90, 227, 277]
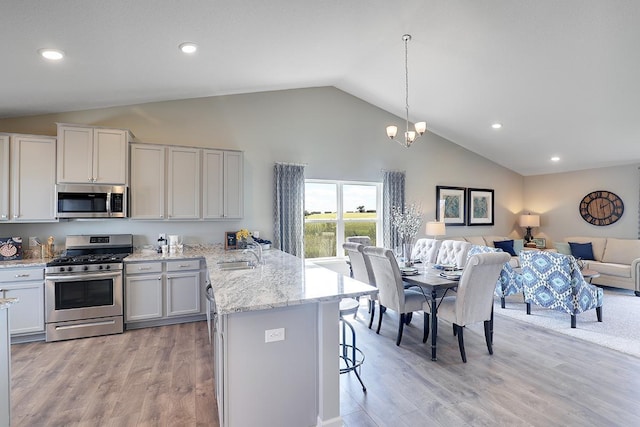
[47, 253, 129, 267]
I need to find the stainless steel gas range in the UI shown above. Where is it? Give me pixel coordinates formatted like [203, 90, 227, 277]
[44, 234, 133, 342]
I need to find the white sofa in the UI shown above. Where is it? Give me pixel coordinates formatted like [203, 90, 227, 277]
[561, 237, 640, 296]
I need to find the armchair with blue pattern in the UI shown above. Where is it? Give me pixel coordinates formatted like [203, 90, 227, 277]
[467, 245, 523, 308]
[519, 250, 603, 328]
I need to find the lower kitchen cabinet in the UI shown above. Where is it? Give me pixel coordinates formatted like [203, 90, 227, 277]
[0, 266, 45, 341]
[1, 305, 11, 427]
[124, 258, 204, 327]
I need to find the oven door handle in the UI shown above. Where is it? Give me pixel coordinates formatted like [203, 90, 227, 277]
[45, 271, 122, 281]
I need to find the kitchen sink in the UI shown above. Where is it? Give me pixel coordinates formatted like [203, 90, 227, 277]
[217, 260, 257, 270]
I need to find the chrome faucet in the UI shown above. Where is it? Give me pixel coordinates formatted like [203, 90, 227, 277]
[242, 241, 263, 265]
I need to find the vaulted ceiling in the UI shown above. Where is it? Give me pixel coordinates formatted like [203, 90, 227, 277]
[2, 1, 639, 175]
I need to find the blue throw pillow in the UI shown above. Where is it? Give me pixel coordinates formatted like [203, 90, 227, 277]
[494, 240, 516, 256]
[569, 242, 595, 260]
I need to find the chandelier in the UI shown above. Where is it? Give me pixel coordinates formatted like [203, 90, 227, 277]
[385, 34, 426, 148]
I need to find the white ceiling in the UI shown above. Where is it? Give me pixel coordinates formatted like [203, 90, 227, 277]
[2, 0, 639, 176]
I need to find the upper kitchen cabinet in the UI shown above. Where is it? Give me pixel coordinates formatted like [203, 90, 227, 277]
[130, 143, 243, 220]
[56, 123, 130, 185]
[130, 143, 165, 219]
[202, 149, 243, 219]
[0, 135, 9, 221]
[10, 134, 57, 222]
[168, 146, 200, 220]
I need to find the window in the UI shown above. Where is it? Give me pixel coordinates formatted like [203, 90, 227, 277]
[304, 180, 381, 259]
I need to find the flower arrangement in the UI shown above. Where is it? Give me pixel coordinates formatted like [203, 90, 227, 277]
[390, 203, 423, 242]
[236, 229, 251, 241]
[391, 203, 423, 266]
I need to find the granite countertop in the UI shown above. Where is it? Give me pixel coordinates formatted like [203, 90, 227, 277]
[0, 297, 19, 310]
[128, 244, 376, 315]
[0, 259, 47, 269]
[200, 245, 377, 315]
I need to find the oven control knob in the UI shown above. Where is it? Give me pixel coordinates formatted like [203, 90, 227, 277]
[83, 266, 89, 271]
[98, 265, 103, 270]
[59, 267, 66, 273]
[105, 265, 111, 270]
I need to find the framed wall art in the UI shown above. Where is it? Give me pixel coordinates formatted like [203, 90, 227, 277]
[435, 186, 466, 226]
[467, 188, 494, 226]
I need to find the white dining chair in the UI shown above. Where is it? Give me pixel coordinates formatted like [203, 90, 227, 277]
[363, 246, 428, 346]
[433, 252, 510, 362]
[343, 242, 376, 327]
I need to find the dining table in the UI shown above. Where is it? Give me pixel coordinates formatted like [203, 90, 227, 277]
[401, 262, 461, 361]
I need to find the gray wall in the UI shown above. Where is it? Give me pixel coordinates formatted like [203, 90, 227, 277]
[0, 87, 523, 250]
[523, 164, 639, 246]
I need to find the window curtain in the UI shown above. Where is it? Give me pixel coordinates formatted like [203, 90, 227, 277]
[383, 170, 405, 249]
[274, 163, 305, 257]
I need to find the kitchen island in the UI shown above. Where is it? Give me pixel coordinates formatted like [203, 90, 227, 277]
[203, 246, 376, 427]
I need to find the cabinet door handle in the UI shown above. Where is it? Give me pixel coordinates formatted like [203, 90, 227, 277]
[158, 277, 162, 280]
[138, 267, 151, 271]
[178, 264, 190, 268]
[15, 273, 30, 278]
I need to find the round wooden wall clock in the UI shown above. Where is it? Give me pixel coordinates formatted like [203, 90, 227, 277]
[579, 190, 624, 226]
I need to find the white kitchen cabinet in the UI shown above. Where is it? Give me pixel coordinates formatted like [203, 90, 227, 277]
[124, 259, 203, 327]
[10, 134, 57, 222]
[125, 262, 163, 322]
[202, 149, 243, 219]
[0, 266, 45, 338]
[130, 143, 165, 219]
[57, 124, 129, 184]
[1, 304, 11, 427]
[131, 143, 243, 220]
[166, 260, 201, 317]
[167, 146, 200, 220]
[0, 134, 9, 221]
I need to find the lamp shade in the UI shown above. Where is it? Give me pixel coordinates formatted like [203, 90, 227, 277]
[519, 214, 540, 228]
[426, 221, 446, 237]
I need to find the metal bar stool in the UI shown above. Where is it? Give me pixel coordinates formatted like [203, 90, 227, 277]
[339, 298, 366, 392]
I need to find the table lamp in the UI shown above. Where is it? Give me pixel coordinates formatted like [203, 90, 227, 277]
[519, 214, 540, 243]
[426, 221, 446, 239]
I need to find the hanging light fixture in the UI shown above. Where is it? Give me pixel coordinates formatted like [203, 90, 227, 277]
[386, 34, 426, 148]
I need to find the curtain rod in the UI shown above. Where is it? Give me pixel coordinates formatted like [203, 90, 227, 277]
[275, 162, 307, 167]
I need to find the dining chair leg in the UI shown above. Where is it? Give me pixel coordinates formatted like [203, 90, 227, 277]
[376, 304, 385, 334]
[396, 314, 405, 346]
[405, 312, 413, 325]
[483, 320, 493, 355]
[368, 302, 375, 329]
[456, 324, 467, 363]
[596, 306, 603, 322]
[452, 324, 457, 336]
[422, 313, 430, 343]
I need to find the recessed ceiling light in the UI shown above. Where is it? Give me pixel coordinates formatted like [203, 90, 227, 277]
[550, 156, 560, 162]
[179, 42, 198, 54]
[491, 123, 502, 129]
[38, 48, 64, 60]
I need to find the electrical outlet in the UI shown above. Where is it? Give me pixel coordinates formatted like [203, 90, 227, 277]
[265, 328, 285, 343]
[29, 237, 38, 247]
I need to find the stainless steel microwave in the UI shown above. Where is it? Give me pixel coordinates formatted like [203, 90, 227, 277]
[56, 184, 128, 218]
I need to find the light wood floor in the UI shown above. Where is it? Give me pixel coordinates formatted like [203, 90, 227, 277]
[10, 307, 640, 427]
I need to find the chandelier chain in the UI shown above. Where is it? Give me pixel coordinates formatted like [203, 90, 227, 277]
[404, 35, 410, 139]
